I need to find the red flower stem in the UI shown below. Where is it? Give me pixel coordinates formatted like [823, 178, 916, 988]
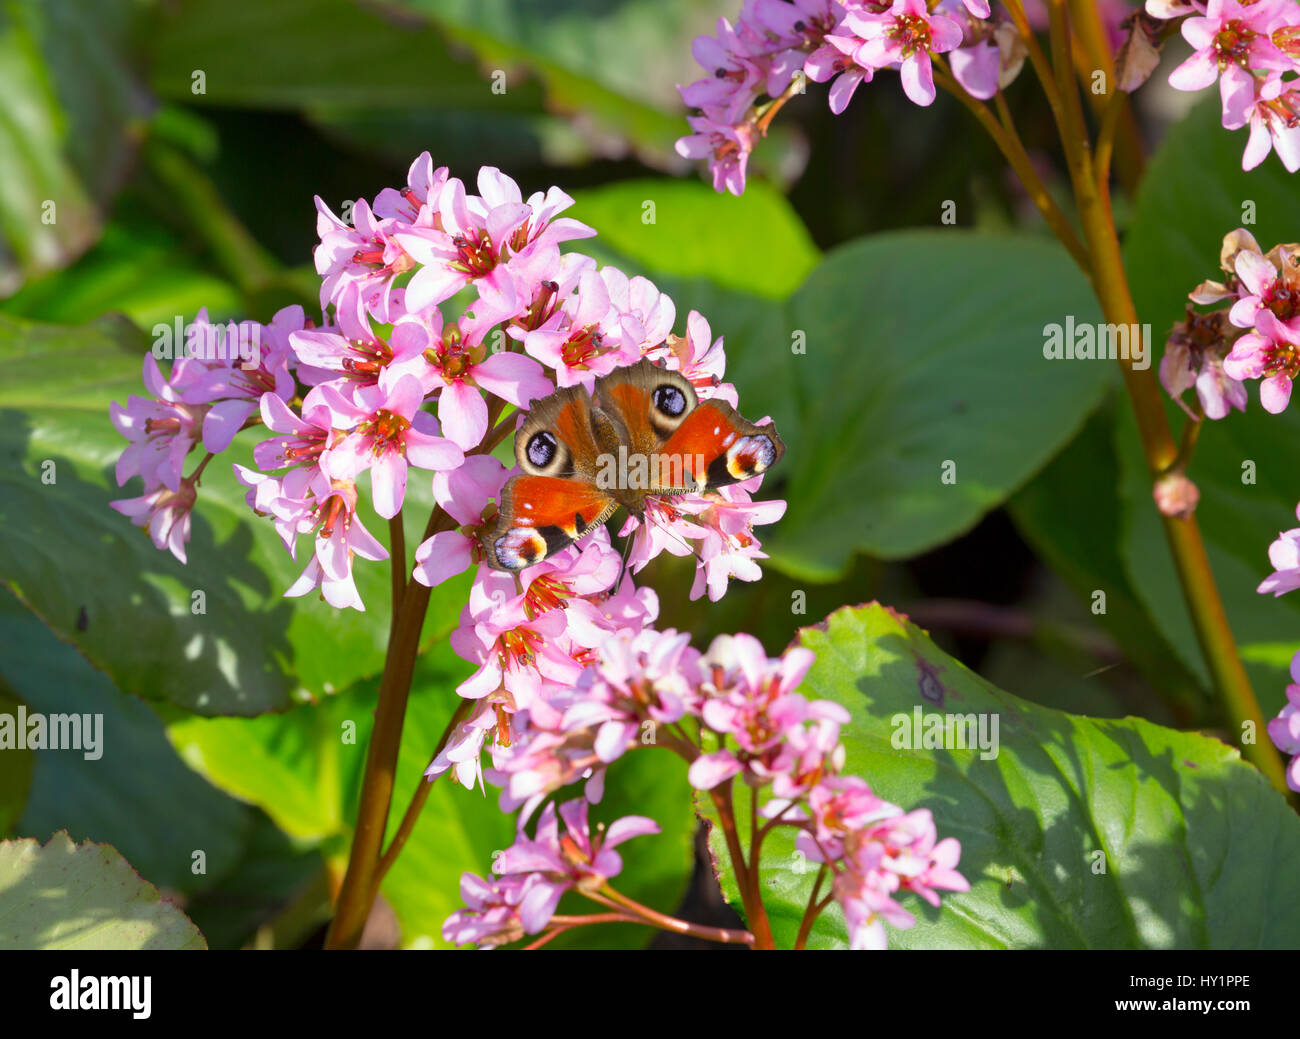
[1040, 0, 1288, 792]
[593, 887, 755, 946]
[325, 398, 517, 949]
[793, 867, 829, 951]
[709, 781, 775, 949]
[388, 514, 406, 644]
[372, 696, 476, 889]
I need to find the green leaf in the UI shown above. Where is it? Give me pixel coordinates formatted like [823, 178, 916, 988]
[0, 690, 32, 836]
[1008, 403, 1206, 716]
[570, 179, 820, 301]
[390, 0, 735, 162]
[1120, 95, 1300, 706]
[166, 643, 517, 947]
[0, 586, 251, 891]
[729, 231, 1113, 580]
[706, 603, 1300, 949]
[0, 312, 468, 715]
[0, 0, 141, 295]
[0, 831, 206, 949]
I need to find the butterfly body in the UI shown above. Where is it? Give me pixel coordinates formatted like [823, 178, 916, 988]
[481, 358, 784, 571]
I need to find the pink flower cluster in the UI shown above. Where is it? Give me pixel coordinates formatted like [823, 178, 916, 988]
[444, 630, 967, 949]
[1154, 0, 1300, 171]
[109, 153, 784, 614]
[676, 0, 1026, 194]
[1171, 228, 1300, 415]
[110, 308, 304, 561]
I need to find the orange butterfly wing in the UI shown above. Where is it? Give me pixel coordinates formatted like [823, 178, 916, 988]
[482, 475, 616, 571]
[658, 399, 785, 491]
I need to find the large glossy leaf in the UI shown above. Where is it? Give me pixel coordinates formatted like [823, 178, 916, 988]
[0, 586, 251, 891]
[0, 0, 140, 295]
[727, 231, 1113, 580]
[0, 831, 206, 950]
[705, 603, 1300, 948]
[1120, 96, 1300, 708]
[570, 178, 820, 301]
[391, 0, 734, 162]
[1008, 404, 1206, 717]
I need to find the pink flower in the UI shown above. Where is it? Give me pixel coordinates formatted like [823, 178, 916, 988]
[394, 168, 595, 314]
[804, 33, 876, 113]
[847, 0, 965, 107]
[1236, 77, 1300, 172]
[412, 455, 509, 587]
[110, 480, 197, 563]
[1167, 0, 1293, 124]
[492, 799, 660, 923]
[110, 354, 206, 493]
[518, 267, 636, 388]
[1159, 307, 1247, 420]
[681, 17, 766, 122]
[371, 151, 449, 225]
[1266, 654, 1300, 791]
[289, 298, 431, 398]
[284, 480, 388, 611]
[675, 114, 757, 196]
[317, 375, 463, 519]
[442, 871, 543, 947]
[314, 197, 415, 325]
[1223, 308, 1300, 412]
[1257, 517, 1300, 596]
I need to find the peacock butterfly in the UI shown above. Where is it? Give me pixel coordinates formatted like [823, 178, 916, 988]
[481, 358, 784, 571]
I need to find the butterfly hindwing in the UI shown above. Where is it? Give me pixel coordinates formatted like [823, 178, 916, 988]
[482, 475, 617, 571]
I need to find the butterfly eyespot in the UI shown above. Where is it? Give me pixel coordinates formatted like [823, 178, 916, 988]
[652, 385, 687, 418]
[526, 431, 558, 468]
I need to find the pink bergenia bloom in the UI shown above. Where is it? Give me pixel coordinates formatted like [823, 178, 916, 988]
[687, 634, 824, 789]
[1231, 243, 1300, 334]
[681, 17, 766, 122]
[372, 151, 449, 225]
[518, 267, 636, 389]
[644, 309, 735, 404]
[109, 480, 197, 564]
[423, 320, 554, 450]
[600, 267, 677, 358]
[451, 602, 581, 716]
[1257, 517, 1300, 596]
[253, 389, 335, 475]
[233, 465, 331, 558]
[564, 628, 699, 764]
[284, 480, 388, 611]
[468, 534, 622, 619]
[798, 776, 898, 861]
[314, 196, 415, 325]
[394, 167, 596, 314]
[1223, 308, 1300, 412]
[741, 0, 846, 96]
[177, 306, 304, 454]
[1235, 77, 1300, 172]
[1266, 653, 1300, 791]
[1159, 307, 1248, 420]
[427, 700, 499, 792]
[412, 455, 509, 587]
[442, 871, 545, 947]
[848, 0, 965, 107]
[110, 354, 206, 492]
[1167, 0, 1293, 122]
[804, 32, 876, 114]
[675, 113, 757, 196]
[289, 294, 432, 398]
[493, 800, 660, 923]
[317, 375, 464, 519]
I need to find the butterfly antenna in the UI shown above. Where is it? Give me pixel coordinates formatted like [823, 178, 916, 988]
[644, 508, 706, 565]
